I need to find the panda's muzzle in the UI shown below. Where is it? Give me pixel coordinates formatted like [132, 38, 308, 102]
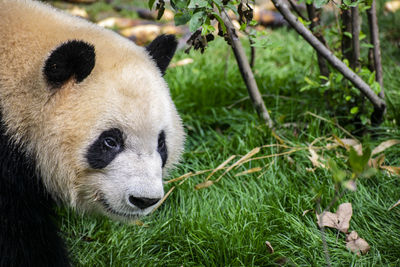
[128, 196, 160, 209]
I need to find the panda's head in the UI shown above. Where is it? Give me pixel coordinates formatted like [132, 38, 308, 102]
[28, 35, 185, 220]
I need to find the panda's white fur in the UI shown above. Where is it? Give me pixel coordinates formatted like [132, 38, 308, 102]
[0, 0, 185, 220]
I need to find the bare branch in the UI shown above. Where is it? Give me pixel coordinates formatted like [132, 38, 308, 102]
[221, 10, 274, 129]
[367, 0, 384, 98]
[249, 35, 256, 69]
[271, 0, 386, 123]
[351, 4, 361, 70]
[341, 8, 352, 62]
[306, 3, 330, 79]
[288, 0, 307, 21]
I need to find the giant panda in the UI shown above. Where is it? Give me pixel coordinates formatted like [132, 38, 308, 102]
[0, 0, 185, 266]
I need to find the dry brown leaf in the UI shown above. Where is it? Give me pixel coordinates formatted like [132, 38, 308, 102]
[317, 202, 352, 233]
[308, 147, 325, 168]
[343, 180, 357, 191]
[369, 154, 385, 168]
[265, 241, 274, 254]
[134, 220, 149, 227]
[326, 143, 338, 150]
[371, 140, 400, 156]
[334, 137, 362, 155]
[306, 167, 315, 172]
[302, 209, 312, 216]
[235, 167, 263, 176]
[380, 165, 400, 175]
[170, 58, 194, 68]
[194, 180, 214, 190]
[346, 231, 370, 255]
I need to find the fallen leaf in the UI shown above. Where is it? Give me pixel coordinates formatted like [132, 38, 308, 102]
[346, 231, 370, 255]
[369, 154, 385, 168]
[343, 180, 357, 191]
[380, 165, 400, 175]
[308, 147, 325, 168]
[302, 209, 312, 216]
[334, 137, 362, 155]
[265, 241, 274, 254]
[317, 202, 352, 233]
[371, 139, 400, 156]
[134, 220, 149, 227]
[326, 143, 338, 150]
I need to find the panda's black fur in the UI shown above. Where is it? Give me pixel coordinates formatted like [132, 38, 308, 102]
[0, 1, 181, 265]
[0, 117, 71, 267]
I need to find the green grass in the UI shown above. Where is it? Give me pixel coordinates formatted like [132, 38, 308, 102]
[58, 3, 400, 266]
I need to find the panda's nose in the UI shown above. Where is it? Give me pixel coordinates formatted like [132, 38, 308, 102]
[128, 196, 160, 209]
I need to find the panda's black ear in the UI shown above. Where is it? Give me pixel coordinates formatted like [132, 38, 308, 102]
[44, 40, 95, 88]
[146, 35, 177, 76]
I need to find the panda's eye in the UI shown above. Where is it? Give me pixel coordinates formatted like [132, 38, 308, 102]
[86, 128, 124, 169]
[103, 137, 118, 150]
[157, 131, 168, 168]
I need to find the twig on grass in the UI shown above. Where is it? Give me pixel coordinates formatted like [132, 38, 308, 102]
[227, 93, 306, 109]
[305, 111, 357, 140]
[152, 186, 176, 213]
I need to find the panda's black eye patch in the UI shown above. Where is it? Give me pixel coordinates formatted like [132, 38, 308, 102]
[86, 128, 124, 169]
[157, 131, 167, 168]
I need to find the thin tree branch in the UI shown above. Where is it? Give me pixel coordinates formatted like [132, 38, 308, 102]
[271, 0, 386, 124]
[249, 35, 256, 69]
[306, 3, 330, 79]
[351, 3, 361, 70]
[341, 8, 353, 62]
[288, 0, 307, 21]
[367, 0, 384, 98]
[221, 10, 274, 129]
